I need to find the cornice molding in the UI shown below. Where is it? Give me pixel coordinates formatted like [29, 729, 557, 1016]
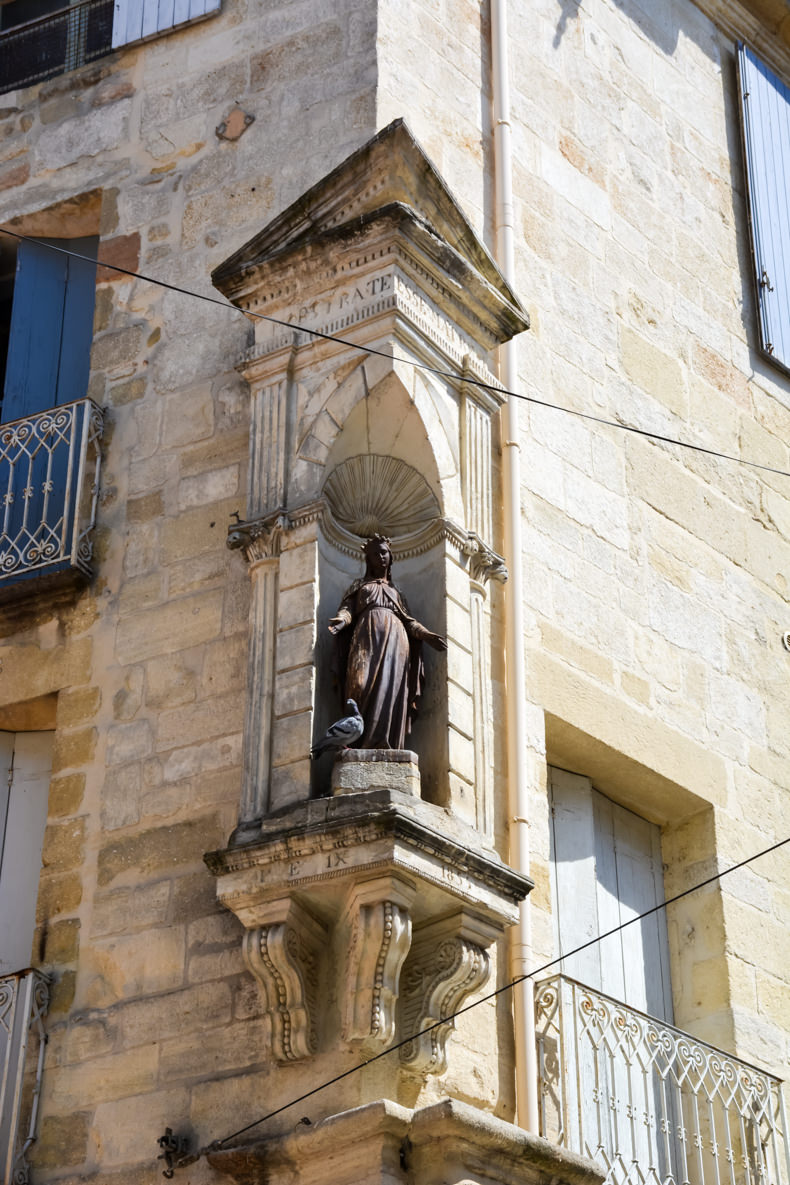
[226, 501, 507, 582]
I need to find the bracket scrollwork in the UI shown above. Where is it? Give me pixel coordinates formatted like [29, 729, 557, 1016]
[242, 899, 326, 1062]
[398, 913, 497, 1075]
[342, 875, 416, 1049]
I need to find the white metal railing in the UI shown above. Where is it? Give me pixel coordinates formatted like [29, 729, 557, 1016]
[535, 974, 790, 1185]
[0, 970, 50, 1185]
[0, 399, 103, 588]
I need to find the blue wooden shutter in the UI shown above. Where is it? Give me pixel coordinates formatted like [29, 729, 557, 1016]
[738, 44, 790, 372]
[56, 237, 99, 405]
[111, 0, 220, 49]
[2, 236, 97, 423]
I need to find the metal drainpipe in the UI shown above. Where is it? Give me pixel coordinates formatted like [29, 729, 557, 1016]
[490, 0, 540, 1133]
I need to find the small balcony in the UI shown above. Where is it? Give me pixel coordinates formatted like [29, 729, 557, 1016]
[535, 974, 790, 1185]
[0, 398, 103, 601]
[0, 969, 50, 1185]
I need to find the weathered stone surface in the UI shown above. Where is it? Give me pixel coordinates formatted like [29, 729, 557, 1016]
[56, 687, 101, 728]
[98, 814, 224, 887]
[51, 728, 97, 773]
[115, 590, 223, 664]
[42, 819, 86, 873]
[33, 1111, 92, 1170]
[207, 1098, 604, 1185]
[36, 872, 83, 923]
[43, 918, 81, 964]
[101, 764, 142, 831]
[48, 773, 86, 817]
[331, 750, 421, 797]
[96, 231, 141, 282]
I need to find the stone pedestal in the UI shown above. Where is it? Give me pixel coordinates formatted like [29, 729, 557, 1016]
[331, 750, 420, 797]
[207, 1098, 604, 1185]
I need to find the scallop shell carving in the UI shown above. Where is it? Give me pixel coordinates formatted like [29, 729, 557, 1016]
[323, 455, 440, 539]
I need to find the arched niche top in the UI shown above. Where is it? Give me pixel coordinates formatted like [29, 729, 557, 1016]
[316, 363, 449, 506]
[323, 455, 440, 540]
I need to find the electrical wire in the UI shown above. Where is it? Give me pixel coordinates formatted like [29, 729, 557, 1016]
[2, 227, 789, 481]
[198, 833, 789, 1157]
[2, 239, 785, 1164]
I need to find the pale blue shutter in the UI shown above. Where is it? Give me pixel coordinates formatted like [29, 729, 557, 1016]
[738, 44, 790, 372]
[112, 0, 220, 49]
[0, 732, 53, 976]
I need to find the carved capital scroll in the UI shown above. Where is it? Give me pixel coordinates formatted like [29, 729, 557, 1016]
[227, 501, 324, 565]
[465, 533, 508, 585]
[342, 875, 416, 1049]
[398, 912, 499, 1075]
[227, 509, 288, 565]
[242, 898, 326, 1062]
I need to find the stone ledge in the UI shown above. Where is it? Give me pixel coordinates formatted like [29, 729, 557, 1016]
[206, 792, 532, 1067]
[207, 1097, 604, 1185]
[205, 789, 532, 928]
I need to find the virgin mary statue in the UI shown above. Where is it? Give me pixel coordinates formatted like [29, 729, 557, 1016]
[328, 535, 447, 749]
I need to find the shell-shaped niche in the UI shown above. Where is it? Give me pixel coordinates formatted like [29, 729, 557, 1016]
[323, 455, 440, 541]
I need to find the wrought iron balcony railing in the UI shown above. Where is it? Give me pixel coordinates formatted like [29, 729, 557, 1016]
[0, 399, 103, 595]
[535, 974, 790, 1185]
[0, 0, 114, 93]
[0, 970, 50, 1185]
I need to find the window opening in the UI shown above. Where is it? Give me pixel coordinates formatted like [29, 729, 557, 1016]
[1, 235, 98, 425]
[738, 43, 790, 375]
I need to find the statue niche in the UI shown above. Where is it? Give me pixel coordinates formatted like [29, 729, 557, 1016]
[328, 534, 446, 750]
[315, 454, 448, 801]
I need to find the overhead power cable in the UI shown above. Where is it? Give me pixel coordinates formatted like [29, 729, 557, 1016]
[181, 833, 788, 1162]
[2, 227, 789, 481]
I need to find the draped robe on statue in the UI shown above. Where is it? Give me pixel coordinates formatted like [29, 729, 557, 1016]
[333, 577, 430, 749]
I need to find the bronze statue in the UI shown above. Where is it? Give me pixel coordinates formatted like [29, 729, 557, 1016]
[328, 535, 447, 749]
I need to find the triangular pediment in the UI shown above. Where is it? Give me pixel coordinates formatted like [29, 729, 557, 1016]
[211, 119, 527, 332]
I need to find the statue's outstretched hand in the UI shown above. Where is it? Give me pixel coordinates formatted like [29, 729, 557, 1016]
[328, 615, 348, 635]
[426, 632, 448, 652]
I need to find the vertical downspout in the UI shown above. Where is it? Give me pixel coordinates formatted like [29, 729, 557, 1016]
[490, 0, 540, 1133]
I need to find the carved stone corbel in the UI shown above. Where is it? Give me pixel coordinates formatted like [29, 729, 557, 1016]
[242, 898, 326, 1062]
[342, 874, 416, 1049]
[398, 912, 499, 1075]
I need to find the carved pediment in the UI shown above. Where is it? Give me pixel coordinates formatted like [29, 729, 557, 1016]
[213, 120, 522, 311]
[211, 120, 529, 359]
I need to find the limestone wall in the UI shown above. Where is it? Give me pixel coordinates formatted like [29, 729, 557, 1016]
[379, 0, 790, 1089]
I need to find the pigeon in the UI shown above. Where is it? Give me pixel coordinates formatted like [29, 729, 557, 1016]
[311, 699, 364, 758]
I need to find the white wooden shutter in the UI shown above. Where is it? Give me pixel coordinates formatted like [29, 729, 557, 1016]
[0, 733, 53, 976]
[549, 767, 673, 1022]
[112, 0, 220, 50]
[738, 44, 790, 373]
[549, 768, 603, 991]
